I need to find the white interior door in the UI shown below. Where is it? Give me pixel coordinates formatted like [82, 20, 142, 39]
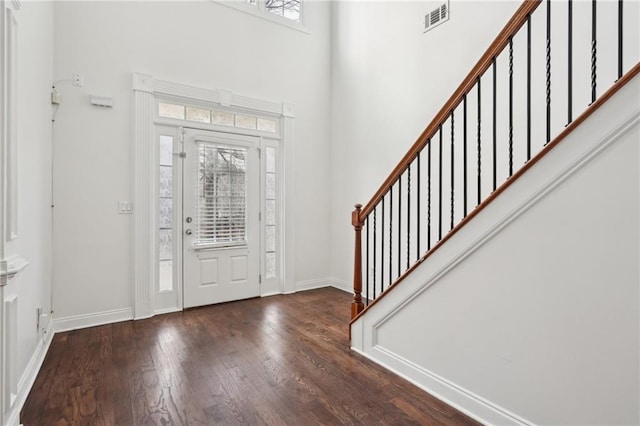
[183, 130, 260, 308]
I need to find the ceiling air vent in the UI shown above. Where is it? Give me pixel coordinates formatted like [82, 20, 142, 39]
[424, 1, 449, 33]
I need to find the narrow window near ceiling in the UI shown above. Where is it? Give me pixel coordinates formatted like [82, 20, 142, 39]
[265, 0, 301, 22]
[242, 0, 302, 23]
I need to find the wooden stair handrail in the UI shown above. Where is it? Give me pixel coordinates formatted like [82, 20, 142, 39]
[351, 62, 640, 326]
[358, 0, 542, 221]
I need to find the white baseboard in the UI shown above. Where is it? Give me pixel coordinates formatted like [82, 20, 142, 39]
[294, 277, 353, 293]
[153, 306, 182, 316]
[4, 321, 54, 426]
[295, 277, 354, 294]
[294, 277, 333, 291]
[260, 291, 282, 297]
[328, 277, 352, 293]
[361, 345, 530, 426]
[53, 307, 133, 333]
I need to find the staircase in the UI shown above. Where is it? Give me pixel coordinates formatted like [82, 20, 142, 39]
[349, 1, 639, 424]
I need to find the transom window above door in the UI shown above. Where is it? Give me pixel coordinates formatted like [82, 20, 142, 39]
[158, 101, 278, 134]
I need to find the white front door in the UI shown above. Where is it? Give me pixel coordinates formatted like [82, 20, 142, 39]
[182, 130, 261, 308]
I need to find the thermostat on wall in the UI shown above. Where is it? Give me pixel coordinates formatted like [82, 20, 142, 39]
[90, 95, 113, 108]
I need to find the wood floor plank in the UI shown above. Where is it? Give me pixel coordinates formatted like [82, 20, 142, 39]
[21, 288, 480, 426]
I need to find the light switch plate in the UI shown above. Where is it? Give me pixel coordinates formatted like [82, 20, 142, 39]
[118, 201, 133, 214]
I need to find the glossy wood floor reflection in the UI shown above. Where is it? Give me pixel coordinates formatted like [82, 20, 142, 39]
[21, 288, 479, 426]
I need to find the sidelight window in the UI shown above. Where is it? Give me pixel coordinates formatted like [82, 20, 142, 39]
[158, 134, 175, 292]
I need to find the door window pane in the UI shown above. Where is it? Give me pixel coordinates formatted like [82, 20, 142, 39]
[197, 144, 247, 245]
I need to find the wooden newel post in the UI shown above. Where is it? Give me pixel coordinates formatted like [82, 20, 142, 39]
[351, 204, 365, 319]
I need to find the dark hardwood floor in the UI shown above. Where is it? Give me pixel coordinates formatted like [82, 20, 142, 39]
[21, 288, 479, 425]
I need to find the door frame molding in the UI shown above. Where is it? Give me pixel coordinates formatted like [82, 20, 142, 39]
[1, 1, 22, 421]
[132, 73, 296, 319]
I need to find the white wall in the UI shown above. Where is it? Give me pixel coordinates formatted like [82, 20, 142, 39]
[330, 0, 639, 290]
[52, 1, 332, 319]
[351, 76, 640, 425]
[330, 0, 522, 285]
[2, 1, 54, 423]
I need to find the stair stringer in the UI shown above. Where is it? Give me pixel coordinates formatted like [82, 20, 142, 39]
[351, 75, 640, 426]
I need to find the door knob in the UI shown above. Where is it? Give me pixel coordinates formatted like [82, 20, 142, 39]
[185, 217, 192, 223]
[185, 229, 193, 236]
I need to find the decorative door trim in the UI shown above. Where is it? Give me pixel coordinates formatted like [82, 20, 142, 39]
[133, 73, 295, 319]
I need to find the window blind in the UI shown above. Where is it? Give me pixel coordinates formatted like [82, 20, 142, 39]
[196, 144, 247, 246]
